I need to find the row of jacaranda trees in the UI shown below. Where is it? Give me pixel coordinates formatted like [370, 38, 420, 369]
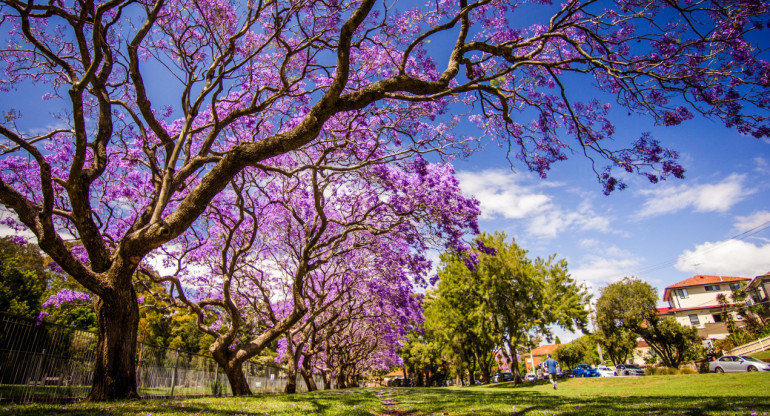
[2, 0, 769, 401]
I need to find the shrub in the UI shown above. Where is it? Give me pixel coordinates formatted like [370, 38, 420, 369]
[645, 366, 697, 375]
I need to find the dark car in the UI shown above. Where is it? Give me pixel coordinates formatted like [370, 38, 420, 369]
[558, 370, 573, 378]
[614, 364, 645, 376]
[573, 364, 599, 377]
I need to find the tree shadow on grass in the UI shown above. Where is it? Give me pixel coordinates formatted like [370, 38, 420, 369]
[0, 390, 385, 416]
[386, 388, 770, 416]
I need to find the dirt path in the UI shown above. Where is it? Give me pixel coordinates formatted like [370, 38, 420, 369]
[375, 390, 405, 416]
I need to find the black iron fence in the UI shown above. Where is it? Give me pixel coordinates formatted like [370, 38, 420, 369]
[0, 312, 322, 403]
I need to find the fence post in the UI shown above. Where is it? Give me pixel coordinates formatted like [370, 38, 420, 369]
[170, 349, 180, 398]
[29, 349, 46, 402]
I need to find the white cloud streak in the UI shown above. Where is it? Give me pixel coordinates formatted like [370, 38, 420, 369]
[636, 174, 752, 218]
[456, 169, 612, 239]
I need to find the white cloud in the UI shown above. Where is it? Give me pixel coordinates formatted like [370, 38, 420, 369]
[457, 169, 612, 238]
[456, 170, 551, 220]
[636, 174, 752, 218]
[755, 157, 770, 175]
[571, 254, 641, 284]
[734, 211, 770, 234]
[674, 239, 770, 278]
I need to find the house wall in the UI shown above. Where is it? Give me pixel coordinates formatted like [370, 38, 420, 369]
[668, 284, 737, 309]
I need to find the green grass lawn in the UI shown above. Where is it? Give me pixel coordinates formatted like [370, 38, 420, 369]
[1, 373, 769, 416]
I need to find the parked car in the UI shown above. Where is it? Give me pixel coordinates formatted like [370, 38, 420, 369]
[558, 370, 573, 378]
[596, 365, 616, 377]
[573, 364, 599, 377]
[615, 364, 645, 376]
[492, 373, 512, 383]
[709, 355, 770, 373]
[524, 373, 537, 381]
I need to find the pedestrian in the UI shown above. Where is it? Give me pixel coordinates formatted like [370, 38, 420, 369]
[544, 354, 559, 390]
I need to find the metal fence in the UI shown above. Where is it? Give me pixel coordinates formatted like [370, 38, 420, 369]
[0, 312, 323, 403]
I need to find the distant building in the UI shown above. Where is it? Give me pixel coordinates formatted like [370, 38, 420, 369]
[659, 274, 750, 340]
[526, 344, 561, 372]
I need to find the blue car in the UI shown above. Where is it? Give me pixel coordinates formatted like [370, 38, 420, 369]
[572, 364, 600, 377]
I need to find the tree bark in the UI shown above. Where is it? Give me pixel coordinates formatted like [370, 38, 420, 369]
[85, 287, 141, 401]
[211, 350, 251, 396]
[320, 370, 331, 390]
[300, 358, 317, 391]
[284, 356, 298, 394]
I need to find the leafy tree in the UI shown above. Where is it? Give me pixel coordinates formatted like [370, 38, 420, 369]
[2, 0, 769, 400]
[477, 233, 588, 383]
[553, 338, 589, 370]
[0, 253, 45, 317]
[596, 277, 702, 368]
[593, 326, 637, 366]
[427, 232, 588, 384]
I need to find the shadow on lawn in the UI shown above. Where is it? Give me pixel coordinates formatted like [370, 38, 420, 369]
[0, 390, 385, 416]
[387, 388, 770, 416]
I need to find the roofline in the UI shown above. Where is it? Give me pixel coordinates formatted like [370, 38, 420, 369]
[662, 276, 750, 301]
[664, 276, 750, 290]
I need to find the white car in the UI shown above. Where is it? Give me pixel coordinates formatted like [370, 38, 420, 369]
[596, 365, 616, 377]
[524, 373, 537, 381]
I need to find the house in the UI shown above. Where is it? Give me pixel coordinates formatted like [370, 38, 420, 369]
[525, 344, 561, 372]
[630, 340, 651, 367]
[659, 274, 750, 340]
[745, 271, 770, 309]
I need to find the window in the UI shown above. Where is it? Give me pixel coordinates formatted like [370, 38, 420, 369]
[677, 288, 688, 299]
[689, 314, 701, 326]
[729, 282, 741, 290]
[712, 314, 723, 323]
[704, 285, 721, 291]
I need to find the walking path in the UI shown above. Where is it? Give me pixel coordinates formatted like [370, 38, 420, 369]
[375, 390, 404, 416]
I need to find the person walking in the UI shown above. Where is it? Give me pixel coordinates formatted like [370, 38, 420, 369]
[544, 354, 559, 390]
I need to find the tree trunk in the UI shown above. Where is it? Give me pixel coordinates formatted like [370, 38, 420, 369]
[85, 287, 140, 401]
[284, 355, 298, 394]
[320, 370, 330, 390]
[300, 358, 317, 391]
[211, 350, 251, 396]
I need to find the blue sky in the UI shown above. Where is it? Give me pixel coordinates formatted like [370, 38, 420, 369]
[449, 111, 770, 341]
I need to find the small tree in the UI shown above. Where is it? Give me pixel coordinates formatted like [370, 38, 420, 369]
[596, 277, 701, 368]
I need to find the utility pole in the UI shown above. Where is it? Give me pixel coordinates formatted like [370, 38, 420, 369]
[588, 301, 605, 364]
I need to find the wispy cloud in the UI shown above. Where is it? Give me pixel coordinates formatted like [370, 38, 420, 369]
[734, 210, 770, 234]
[636, 173, 752, 218]
[456, 169, 612, 238]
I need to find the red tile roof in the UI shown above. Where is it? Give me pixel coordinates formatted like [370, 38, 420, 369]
[657, 307, 671, 315]
[663, 275, 749, 301]
[530, 344, 561, 356]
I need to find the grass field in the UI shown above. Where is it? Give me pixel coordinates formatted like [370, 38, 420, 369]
[1, 373, 769, 416]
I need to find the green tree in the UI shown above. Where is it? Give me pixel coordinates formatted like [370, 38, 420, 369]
[593, 326, 637, 365]
[553, 336, 594, 370]
[427, 232, 589, 384]
[423, 259, 493, 385]
[0, 238, 49, 317]
[596, 277, 702, 368]
[476, 233, 589, 383]
[399, 333, 447, 387]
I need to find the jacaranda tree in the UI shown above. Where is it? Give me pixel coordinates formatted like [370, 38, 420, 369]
[1, 0, 768, 400]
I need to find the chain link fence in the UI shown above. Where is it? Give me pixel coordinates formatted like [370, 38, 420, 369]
[0, 312, 322, 403]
